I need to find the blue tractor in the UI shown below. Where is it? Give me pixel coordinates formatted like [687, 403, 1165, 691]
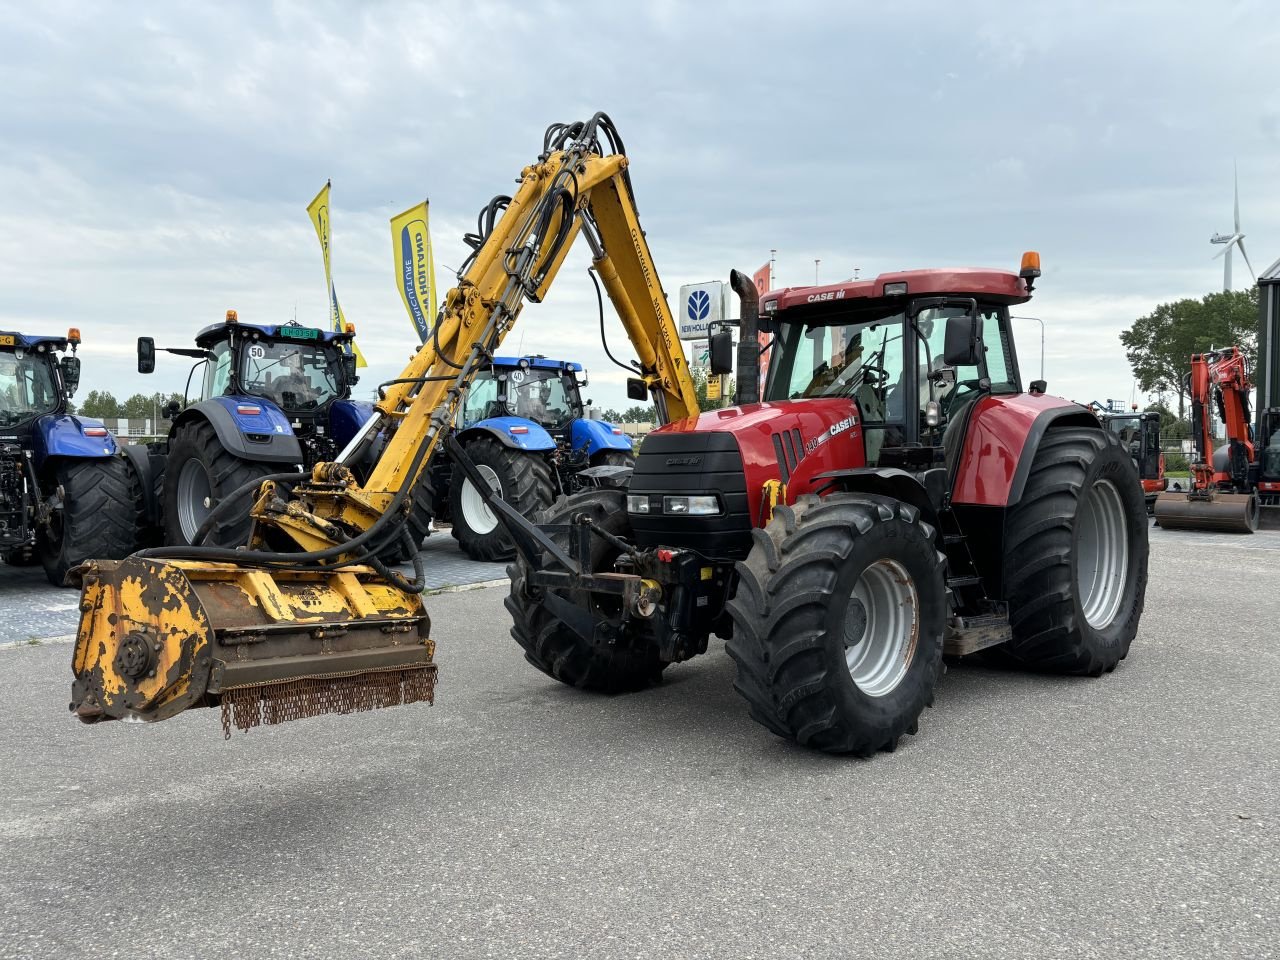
[0, 328, 140, 585]
[132, 311, 431, 555]
[441, 355, 633, 561]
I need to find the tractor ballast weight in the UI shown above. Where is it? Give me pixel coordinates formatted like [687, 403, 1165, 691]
[0, 329, 139, 585]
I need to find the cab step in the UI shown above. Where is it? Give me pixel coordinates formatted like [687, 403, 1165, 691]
[943, 613, 1012, 657]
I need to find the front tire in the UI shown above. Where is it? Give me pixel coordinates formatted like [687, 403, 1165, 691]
[726, 494, 946, 756]
[376, 468, 437, 564]
[505, 488, 667, 692]
[162, 420, 281, 547]
[1002, 427, 1149, 675]
[38, 457, 140, 587]
[450, 437, 554, 562]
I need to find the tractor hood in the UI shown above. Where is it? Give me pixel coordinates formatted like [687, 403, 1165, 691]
[644, 399, 867, 532]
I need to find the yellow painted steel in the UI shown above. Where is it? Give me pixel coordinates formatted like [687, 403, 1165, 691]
[71, 556, 430, 724]
[71, 119, 700, 727]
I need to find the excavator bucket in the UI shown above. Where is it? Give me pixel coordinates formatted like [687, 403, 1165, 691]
[1153, 491, 1260, 533]
[70, 557, 434, 737]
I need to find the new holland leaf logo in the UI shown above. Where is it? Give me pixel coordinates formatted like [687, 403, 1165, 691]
[687, 289, 711, 322]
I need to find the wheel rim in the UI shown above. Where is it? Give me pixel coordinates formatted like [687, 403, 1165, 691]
[1075, 478, 1130, 629]
[460, 465, 503, 536]
[843, 559, 919, 698]
[176, 459, 214, 542]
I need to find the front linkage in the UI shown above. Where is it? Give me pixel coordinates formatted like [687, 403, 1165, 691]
[446, 435, 715, 663]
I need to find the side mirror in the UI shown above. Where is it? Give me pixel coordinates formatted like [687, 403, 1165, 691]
[626, 377, 648, 401]
[577, 368, 589, 388]
[137, 337, 156, 374]
[166, 399, 182, 420]
[343, 353, 358, 386]
[942, 313, 982, 367]
[60, 355, 81, 395]
[709, 330, 734, 376]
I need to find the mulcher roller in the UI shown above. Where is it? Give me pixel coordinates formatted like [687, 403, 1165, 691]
[1153, 491, 1260, 533]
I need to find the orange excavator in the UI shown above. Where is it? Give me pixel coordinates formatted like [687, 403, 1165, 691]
[1154, 345, 1279, 532]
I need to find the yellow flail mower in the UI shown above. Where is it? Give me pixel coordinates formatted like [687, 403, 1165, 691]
[68, 113, 699, 737]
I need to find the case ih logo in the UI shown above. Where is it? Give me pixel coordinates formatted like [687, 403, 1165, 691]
[806, 289, 846, 303]
[687, 289, 711, 322]
[666, 456, 702, 466]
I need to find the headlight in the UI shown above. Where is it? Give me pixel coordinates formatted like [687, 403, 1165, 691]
[663, 495, 720, 516]
[626, 495, 651, 514]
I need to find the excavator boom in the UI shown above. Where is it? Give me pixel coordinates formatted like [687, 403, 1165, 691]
[70, 114, 699, 733]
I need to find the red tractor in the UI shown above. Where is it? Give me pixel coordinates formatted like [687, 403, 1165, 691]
[505, 257, 1149, 755]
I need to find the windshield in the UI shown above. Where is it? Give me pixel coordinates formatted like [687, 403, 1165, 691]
[767, 315, 906, 416]
[239, 340, 342, 411]
[0, 349, 60, 425]
[507, 368, 576, 428]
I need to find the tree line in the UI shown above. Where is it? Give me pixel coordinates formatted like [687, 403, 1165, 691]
[1120, 287, 1258, 421]
[71, 390, 186, 420]
[600, 369, 730, 424]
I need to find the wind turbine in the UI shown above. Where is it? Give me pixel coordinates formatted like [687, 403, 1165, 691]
[1210, 163, 1255, 291]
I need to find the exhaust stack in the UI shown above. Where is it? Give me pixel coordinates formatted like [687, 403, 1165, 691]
[730, 268, 760, 405]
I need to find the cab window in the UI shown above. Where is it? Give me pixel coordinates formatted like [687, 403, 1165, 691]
[202, 341, 232, 400]
[463, 372, 500, 424]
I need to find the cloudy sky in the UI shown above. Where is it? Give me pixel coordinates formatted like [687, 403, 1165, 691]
[2, 0, 1278, 413]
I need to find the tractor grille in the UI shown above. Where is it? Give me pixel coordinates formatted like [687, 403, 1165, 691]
[628, 431, 753, 560]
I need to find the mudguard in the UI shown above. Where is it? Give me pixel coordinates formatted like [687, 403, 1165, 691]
[951, 394, 1098, 507]
[119, 443, 161, 526]
[173, 396, 303, 464]
[812, 466, 945, 527]
[457, 417, 556, 451]
[330, 399, 376, 449]
[568, 418, 633, 456]
[33, 415, 118, 461]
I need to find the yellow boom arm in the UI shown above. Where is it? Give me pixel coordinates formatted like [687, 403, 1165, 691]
[70, 113, 698, 735]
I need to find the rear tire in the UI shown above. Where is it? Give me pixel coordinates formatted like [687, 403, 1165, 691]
[450, 438, 554, 562]
[505, 489, 667, 692]
[38, 457, 140, 587]
[162, 419, 282, 547]
[726, 493, 946, 756]
[1002, 427, 1148, 675]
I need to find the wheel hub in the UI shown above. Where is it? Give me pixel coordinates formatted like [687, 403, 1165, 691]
[114, 632, 157, 680]
[176, 459, 215, 543]
[459, 464, 503, 536]
[1075, 478, 1130, 629]
[843, 559, 919, 698]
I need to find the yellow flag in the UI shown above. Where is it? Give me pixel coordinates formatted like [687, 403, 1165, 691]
[306, 181, 367, 367]
[389, 201, 438, 343]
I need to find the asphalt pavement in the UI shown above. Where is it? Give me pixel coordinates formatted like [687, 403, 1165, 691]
[0, 527, 1276, 959]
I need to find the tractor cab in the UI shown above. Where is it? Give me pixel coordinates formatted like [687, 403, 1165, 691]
[752, 266, 1030, 470]
[461, 356, 585, 436]
[139, 311, 368, 471]
[0, 331, 80, 432]
[192, 316, 359, 442]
